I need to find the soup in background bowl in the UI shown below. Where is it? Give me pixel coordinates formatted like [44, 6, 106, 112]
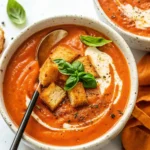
[95, 0, 150, 51]
[0, 16, 138, 150]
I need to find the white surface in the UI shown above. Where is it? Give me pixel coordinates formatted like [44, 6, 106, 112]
[0, 0, 146, 150]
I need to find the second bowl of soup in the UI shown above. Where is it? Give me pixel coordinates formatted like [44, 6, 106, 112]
[95, 0, 150, 51]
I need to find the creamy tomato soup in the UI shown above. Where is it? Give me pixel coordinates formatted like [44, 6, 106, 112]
[3, 25, 130, 146]
[98, 0, 150, 37]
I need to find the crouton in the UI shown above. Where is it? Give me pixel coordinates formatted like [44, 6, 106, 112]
[39, 57, 58, 87]
[68, 82, 88, 107]
[40, 83, 66, 111]
[77, 56, 99, 78]
[50, 45, 79, 62]
[86, 86, 101, 103]
[0, 28, 4, 53]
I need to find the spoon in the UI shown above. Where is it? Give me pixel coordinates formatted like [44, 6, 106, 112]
[10, 29, 68, 150]
[37, 29, 68, 66]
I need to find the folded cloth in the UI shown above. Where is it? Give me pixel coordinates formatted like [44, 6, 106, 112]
[122, 54, 150, 150]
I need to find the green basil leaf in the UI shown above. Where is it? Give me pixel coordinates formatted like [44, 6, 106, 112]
[80, 35, 112, 47]
[59, 68, 74, 75]
[53, 59, 65, 65]
[63, 62, 73, 70]
[78, 72, 89, 78]
[7, 0, 26, 25]
[72, 61, 84, 72]
[79, 73, 97, 88]
[54, 59, 75, 75]
[54, 59, 66, 69]
[82, 78, 97, 88]
[64, 75, 79, 91]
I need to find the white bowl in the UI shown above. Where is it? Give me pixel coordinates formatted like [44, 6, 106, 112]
[0, 15, 138, 150]
[94, 0, 150, 51]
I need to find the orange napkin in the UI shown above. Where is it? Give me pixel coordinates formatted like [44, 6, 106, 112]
[122, 54, 150, 150]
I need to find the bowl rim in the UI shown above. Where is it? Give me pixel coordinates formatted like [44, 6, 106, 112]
[0, 15, 138, 150]
[94, 0, 150, 42]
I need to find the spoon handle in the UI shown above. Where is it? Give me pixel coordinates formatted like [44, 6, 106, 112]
[10, 90, 39, 150]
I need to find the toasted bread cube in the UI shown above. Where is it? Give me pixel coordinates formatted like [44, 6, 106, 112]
[0, 28, 4, 53]
[40, 83, 66, 111]
[39, 57, 58, 87]
[77, 56, 99, 78]
[68, 82, 88, 107]
[50, 45, 79, 62]
[86, 86, 101, 103]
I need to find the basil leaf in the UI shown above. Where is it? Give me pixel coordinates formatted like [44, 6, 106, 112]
[7, 0, 26, 25]
[64, 75, 79, 91]
[79, 73, 97, 88]
[72, 61, 84, 72]
[80, 35, 112, 47]
[78, 72, 87, 78]
[59, 67, 74, 75]
[54, 59, 66, 69]
[54, 59, 75, 75]
[82, 78, 97, 88]
[64, 62, 73, 70]
[53, 59, 65, 65]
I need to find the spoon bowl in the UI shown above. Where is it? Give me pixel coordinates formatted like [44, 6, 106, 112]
[37, 29, 68, 66]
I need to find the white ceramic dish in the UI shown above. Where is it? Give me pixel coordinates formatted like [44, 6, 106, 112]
[0, 15, 138, 150]
[94, 0, 150, 51]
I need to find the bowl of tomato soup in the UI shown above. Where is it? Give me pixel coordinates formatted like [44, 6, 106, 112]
[95, 0, 150, 51]
[0, 16, 138, 150]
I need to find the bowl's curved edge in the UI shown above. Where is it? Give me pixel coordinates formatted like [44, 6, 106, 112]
[0, 15, 138, 150]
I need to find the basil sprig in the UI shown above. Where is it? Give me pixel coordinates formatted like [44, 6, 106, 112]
[80, 35, 112, 47]
[54, 59, 97, 91]
[7, 0, 26, 25]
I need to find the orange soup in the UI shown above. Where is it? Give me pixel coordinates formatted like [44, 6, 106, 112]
[3, 25, 130, 146]
[98, 0, 150, 37]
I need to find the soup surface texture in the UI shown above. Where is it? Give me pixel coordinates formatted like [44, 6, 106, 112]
[4, 25, 130, 146]
[98, 0, 150, 37]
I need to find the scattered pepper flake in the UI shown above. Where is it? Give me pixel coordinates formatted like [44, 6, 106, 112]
[78, 116, 85, 122]
[111, 15, 116, 19]
[111, 114, 116, 119]
[74, 112, 78, 119]
[1, 22, 5, 26]
[35, 105, 41, 110]
[117, 110, 123, 115]
[103, 76, 106, 79]
[90, 104, 99, 109]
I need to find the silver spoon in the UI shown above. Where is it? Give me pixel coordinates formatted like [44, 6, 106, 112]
[10, 29, 68, 150]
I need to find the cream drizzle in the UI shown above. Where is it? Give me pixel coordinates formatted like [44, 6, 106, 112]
[85, 47, 122, 104]
[115, 0, 150, 29]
